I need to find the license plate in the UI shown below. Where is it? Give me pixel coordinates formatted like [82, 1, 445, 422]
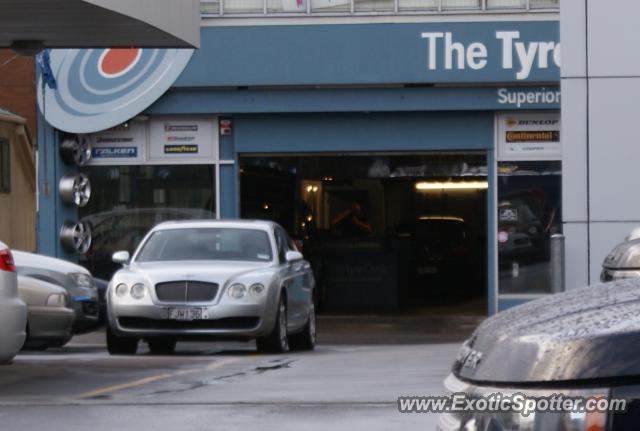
[168, 308, 208, 321]
[417, 266, 438, 275]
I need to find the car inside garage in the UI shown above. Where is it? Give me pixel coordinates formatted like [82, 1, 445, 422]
[240, 152, 488, 316]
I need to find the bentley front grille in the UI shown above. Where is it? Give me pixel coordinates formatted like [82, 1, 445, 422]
[155, 281, 219, 302]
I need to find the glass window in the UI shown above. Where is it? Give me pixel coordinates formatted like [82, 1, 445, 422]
[497, 161, 562, 294]
[354, 0, 394, 12]
[487, 0, 525, 9]
[201, 0, 221, 14]
[311, 0, 350, 12]
[268, 0, 307, 12]
[398, 0, 437, 11]
[529, 0, 558, 8]
[136, 228, 272, 263]
[442, 0, 481, 9]
[223, 0, 264, 14]
[0, 140, 9, 193]
[78, 165, 216, 279]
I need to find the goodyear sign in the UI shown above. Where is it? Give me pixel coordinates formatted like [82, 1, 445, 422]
[164, 145, 199, 154]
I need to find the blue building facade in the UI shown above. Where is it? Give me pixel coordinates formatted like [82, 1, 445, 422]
[37, 19, 560, 315]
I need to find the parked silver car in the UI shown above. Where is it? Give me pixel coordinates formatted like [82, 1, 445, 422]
[0, 242, 27, 364]
[13, 251, 99, 333]
[18, 276, 75, 349]
[601, 228, 640, 282]
[107, 220, 316, 355]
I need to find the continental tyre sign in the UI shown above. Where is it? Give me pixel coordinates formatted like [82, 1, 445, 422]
[505, 131, 560, 143]
[497, 112, 561, 161]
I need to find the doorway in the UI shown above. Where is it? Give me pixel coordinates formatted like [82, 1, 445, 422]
[240, 153, 488, 316]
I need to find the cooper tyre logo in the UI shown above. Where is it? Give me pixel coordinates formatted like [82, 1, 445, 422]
[38, 48, 194, 134]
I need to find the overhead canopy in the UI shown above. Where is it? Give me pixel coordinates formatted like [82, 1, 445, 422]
[0, 0, 200, 50]
[37, 48, 195, 133]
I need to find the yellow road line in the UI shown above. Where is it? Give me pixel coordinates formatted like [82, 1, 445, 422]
[77, 358, 239, 399]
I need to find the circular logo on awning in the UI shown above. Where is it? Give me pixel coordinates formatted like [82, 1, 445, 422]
[98, 48, 142, 78]
[37, 48, 194, 134]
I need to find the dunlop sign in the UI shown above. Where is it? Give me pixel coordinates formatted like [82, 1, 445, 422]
[497, 113, 561, 161]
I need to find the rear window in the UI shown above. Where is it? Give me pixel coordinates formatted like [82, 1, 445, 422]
[135, 228, 273, 263]
[415, 220, 465, 241]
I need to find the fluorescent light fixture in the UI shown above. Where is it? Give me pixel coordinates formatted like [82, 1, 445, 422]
[418, 216, 465, 222]
[415, 181, 488, 191]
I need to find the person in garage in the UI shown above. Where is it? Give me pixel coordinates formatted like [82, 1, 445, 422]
[331, 202, 373, 237]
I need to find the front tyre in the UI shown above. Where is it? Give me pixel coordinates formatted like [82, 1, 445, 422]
[106, 324, 138, 355]
[289, 302, 316, 351]
[256, 294, 289, 353]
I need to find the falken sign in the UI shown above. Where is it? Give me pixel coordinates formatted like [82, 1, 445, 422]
[421, 30, 560, 81]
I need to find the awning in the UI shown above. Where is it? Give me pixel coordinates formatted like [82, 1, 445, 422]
[0, 0, 200, 50]
[37, 47, 195, 133]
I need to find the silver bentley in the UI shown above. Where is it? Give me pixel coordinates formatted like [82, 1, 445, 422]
[106, 220, 316, 355]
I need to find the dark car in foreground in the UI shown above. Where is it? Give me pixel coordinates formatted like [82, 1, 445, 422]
[439, 279, 640, 430]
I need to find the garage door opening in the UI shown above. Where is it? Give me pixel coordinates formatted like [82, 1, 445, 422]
[240, 153, 488, 316]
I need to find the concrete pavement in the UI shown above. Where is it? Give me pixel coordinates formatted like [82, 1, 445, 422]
[0, 315, 481, 430]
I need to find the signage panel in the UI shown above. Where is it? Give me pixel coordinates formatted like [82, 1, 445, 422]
[149, 117, 218, 163]
[178, 22, 560, 87]
[88, 121, 146, 165]
[497, 112, 561, 161]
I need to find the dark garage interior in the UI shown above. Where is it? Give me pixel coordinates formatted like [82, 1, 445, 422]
[240, 153, 488, 316]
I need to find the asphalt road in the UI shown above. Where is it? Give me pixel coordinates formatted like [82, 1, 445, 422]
[0, 315, 480, 431]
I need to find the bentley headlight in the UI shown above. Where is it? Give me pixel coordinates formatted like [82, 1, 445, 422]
[46, 293, 66, 307]
[130, 283, 147, 300]
[249, 283, 265, 297]
[115, 283, 129, 298]
[228, 283, 247, 299]
[70, 272, 93, 288]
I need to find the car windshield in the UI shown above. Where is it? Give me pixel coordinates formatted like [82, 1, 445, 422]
[135, 228, 273, 263]
[412, 219, 466, 251]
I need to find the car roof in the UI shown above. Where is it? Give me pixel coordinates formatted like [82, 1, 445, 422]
[17, 275, 67, 295]
[152, 219, 277, 232]
[13, 250, 91, 275]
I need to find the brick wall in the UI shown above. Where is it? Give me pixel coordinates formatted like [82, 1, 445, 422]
[0, 49, 36, 141]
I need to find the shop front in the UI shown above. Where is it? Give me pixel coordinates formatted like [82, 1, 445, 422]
[73, 117, 222, 279]
[37, 20, 560, 315]
[235, 112, 492, 313]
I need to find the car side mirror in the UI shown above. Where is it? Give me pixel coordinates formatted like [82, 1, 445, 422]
[112, 250, 130, 265]
[285, 250, 303, 263]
